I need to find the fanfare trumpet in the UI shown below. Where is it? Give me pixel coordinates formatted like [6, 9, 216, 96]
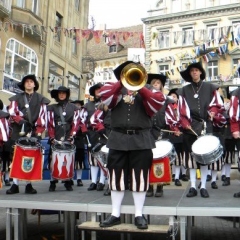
[120, 63, 147, 91]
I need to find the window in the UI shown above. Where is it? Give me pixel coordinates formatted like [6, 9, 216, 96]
[48, 61, 64, 92]
[32, 0, 38, 14]
[16, 0, 25, 8]
[182, 27, 194, 46]
[233, 59, 240, 77]
[103, 68, 113, 81]
[109, 45, 117, 53]
[207, 24, 217, 42]
[158, 30, 170, 49]
[72, 36, 77, 54]
[3, 38, 38, 94]
[75, 0, 80, 11]
[159, 65, 169, 75]
[68, 73, 80, 100]
[55, 12, 63, 42]
[208, 61, 218, 81]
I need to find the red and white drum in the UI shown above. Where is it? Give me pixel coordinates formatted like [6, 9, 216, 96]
[51, 141, 76, 180]
[10, 137, 43, 181]
[149, 140, 174, 184]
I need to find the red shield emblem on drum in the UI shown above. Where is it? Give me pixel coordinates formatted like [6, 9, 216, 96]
[149, 157, 172, 184]
[22, 157, 34, 172]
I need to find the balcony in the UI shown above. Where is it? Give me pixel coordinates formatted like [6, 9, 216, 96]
[0, 0, 11, 18]
[11, 6, 44, 42]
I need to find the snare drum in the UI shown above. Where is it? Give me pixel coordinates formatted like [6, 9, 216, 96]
[191, 135, 223, 165]
[51, 141, 76, 180]
[10, 137, 43, 181]
[152, 140, 176, 163]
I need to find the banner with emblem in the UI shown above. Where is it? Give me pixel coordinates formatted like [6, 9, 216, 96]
[10, 145, 43, 181]
[149, 157, 172, 184]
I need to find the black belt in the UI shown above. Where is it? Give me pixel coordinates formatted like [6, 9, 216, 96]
[112, 128, 149, 135]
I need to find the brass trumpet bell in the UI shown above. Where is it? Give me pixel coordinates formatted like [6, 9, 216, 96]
[120, 63, 147, 91]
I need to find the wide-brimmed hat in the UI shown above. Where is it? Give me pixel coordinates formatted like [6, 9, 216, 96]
[147, 73, 167, 86]
[89, 83, 103, 97]
[17, 74, 39, 91]
[167, 88, 179, 98]
[113, 61, 138, 80]
[180, 62, 206, 82]
[0, 100, 3, 110]
[50, 86, 70, 99]
[71, 100, 84, 106]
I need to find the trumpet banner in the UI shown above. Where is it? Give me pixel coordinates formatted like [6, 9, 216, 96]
[10, 145, 43, 181]
[149, 157, 172, 184]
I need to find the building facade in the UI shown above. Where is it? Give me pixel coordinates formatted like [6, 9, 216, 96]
[0, 0, 89, 104]
[142, 0, 240, 90]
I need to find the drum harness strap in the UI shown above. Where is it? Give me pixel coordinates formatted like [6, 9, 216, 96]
[58, 106, 67, 140]
[23, 94, 33, 134]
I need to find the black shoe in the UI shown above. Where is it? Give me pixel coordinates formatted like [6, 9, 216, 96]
[200, 188, 209, 198]
[181, 174, 189, 182]
[155, 184, 163, 197]
[96, 183, 105, 191]
[198, 182, 201, 189]
[221, 175, 226, 181]
[222, 177, 230, 186]
[206, 174, 212, 182]
[104, 186, 111, 196]
[88, 183, 97, 191]
[233, 191, 240, 198]
[4, 180, 11, 186]
[99, 215, 121, 227]
[70, 179, 74, 186]
[186, 187, 197, 197]
[146, 185, 153, 197]
[25, 183, 37, 194]
[211, 181, 218, 189]
[64, 181, 73, 191]
[175, 179, 182, 186]
[77, 179, 83, 187]
[49, 181, 56, 192]
[6, 184, 19, 194]
[134, 215, 148, 229]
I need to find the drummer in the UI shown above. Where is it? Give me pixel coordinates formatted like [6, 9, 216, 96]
[6, 74, 50, 194]
[47, 86, 81, 191]
[178, 62, 226, 198]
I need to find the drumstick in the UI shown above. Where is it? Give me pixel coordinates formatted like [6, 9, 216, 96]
[103, 134, 108, 140]
[161, 129, 182, 134]
[86, 134, 92, 147]
[189, 128, 199, 137]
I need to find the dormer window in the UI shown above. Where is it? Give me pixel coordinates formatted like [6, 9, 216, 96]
[109, 44, 117, 53]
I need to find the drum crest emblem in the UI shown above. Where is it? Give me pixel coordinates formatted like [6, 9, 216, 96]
[22, 157, 34, 172]
[153, 163, 164, 178]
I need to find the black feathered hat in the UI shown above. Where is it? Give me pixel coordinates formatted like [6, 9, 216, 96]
[113, 61, 137, 80]
[0, 100, 3, 110]
[50, 86, 70, 99]
[89, 83, 103, 97]
[167, 88, 179, 98]
[17, 74, 39, 91]
[180, 62, 206, 82]
[147, 73, 167, 86]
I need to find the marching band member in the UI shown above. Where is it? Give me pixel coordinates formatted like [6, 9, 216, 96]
[0, 100, 10, 187]
[85, 83, 106, 191]
[165, 88, 186, 186]
[90, 102, 111, 196]
[47, 86, 80, 191]
[99, 61, 166, 229]
[146, 73, 168, 197]
[6, 74, 50, 194]
[228, 87, 240, 197]
[178, 62, 226, 198]
[71, 100, 87, 186]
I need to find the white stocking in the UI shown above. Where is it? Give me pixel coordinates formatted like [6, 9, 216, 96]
[13, 178, 19, 185]
[132, 192, 146, 217]
[211, 170, 218, 182]
[111, 191, 124, 217]
[200, 165, 208, 189]
[189, 169, 196, 188]
[174, 166, 181, 179]
[76, 169, 82, 180]
[221, 164, 226, 176]
[225, 163, 231, 177]
[181, 165, 187, 175]
[99, 168, 106, 184]
[90, 166, 99, 183]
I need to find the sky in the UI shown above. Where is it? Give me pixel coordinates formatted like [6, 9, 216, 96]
[89, 0, 156, 29]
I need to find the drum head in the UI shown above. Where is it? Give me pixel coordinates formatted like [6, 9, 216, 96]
[101, 145, 109, 154]
[152, 140, 173, 159]
[53, 141, 75, 151]
[17, 137, 39, 148]
[192, 135, 219, 154]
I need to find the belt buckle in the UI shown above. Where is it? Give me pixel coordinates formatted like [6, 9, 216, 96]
[57, 122, 61, 126]
[127, 130, 135, 135]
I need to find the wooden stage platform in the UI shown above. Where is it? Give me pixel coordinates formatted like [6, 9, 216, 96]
[0, 179, 240, 240]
